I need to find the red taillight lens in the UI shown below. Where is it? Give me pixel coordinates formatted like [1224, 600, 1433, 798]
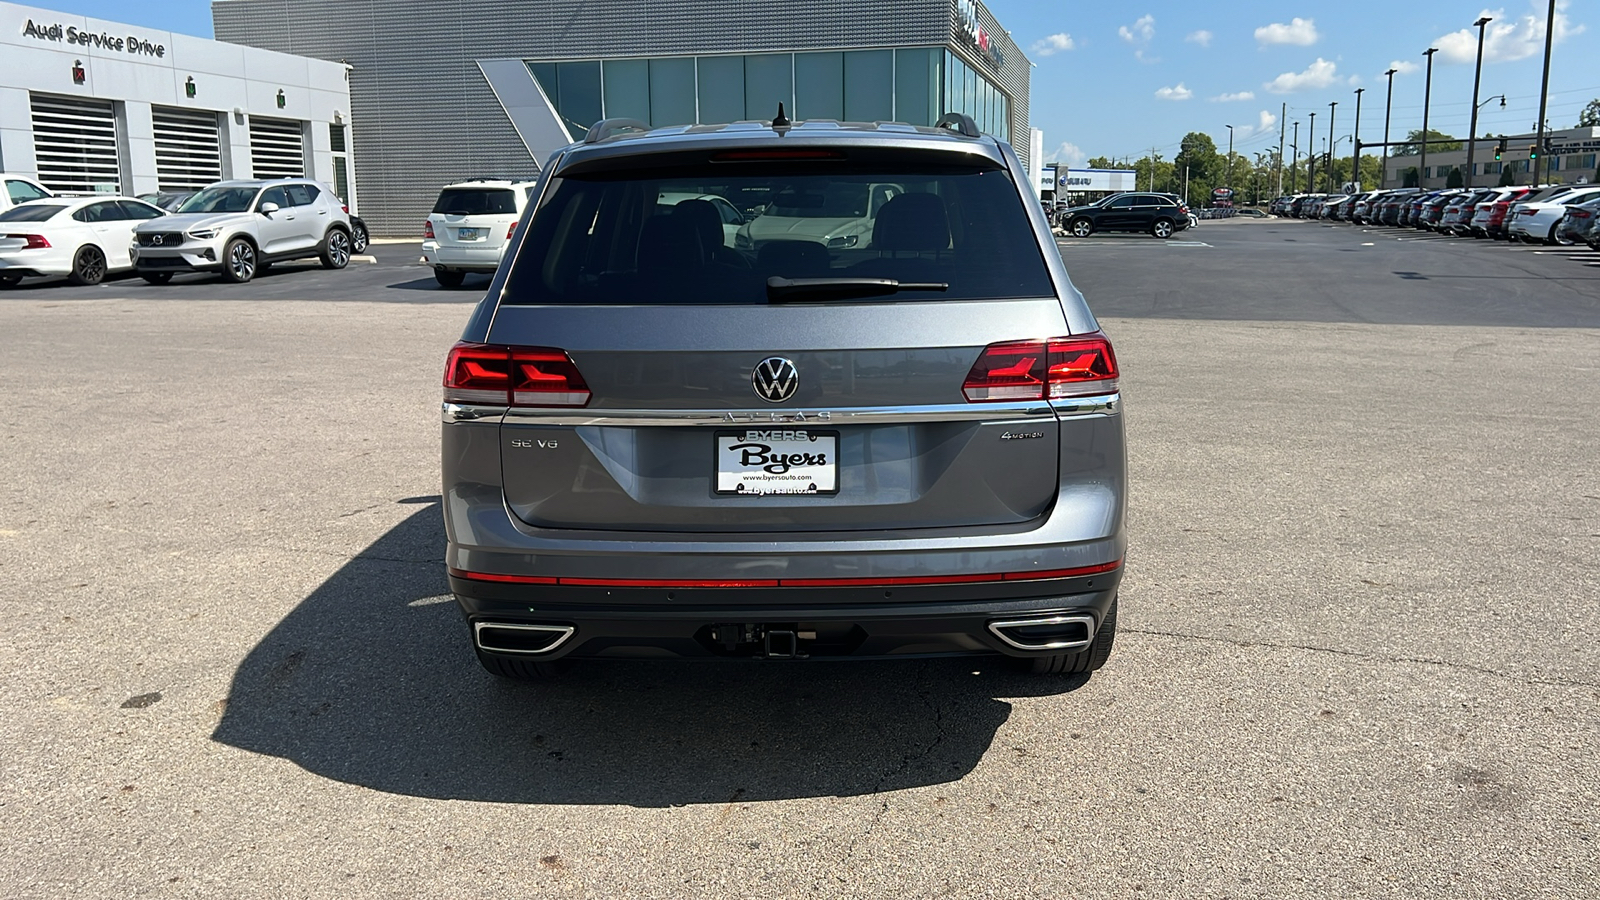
[7, 233, 51, 249]
[444, 342, 590, 407]
[341, 204, 349, 214]
[507, 221, 518, 239]
[962, 335, 1118, 402]
[423, 220, 435, 239]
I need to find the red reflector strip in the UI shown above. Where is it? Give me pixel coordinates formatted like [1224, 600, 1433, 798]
[449, 561, 1122, 587]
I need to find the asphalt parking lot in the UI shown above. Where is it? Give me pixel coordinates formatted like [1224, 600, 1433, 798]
[2, 220, 1597, 897]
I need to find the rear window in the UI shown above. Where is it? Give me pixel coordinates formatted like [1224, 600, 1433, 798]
[0, 203, 65, 222]
[503, 163, 1053, 305]
[433, 188, 517, 215]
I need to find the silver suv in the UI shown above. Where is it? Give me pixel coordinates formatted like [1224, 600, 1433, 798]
[131, 179, 352, 284]
[442, 114, 1126, 679]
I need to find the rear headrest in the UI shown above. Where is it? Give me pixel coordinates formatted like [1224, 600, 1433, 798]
[637, 213, 703, 273]
[872, 193, 950, 252]
[671, 199, 724, 254]
[757, 240, 829, 276]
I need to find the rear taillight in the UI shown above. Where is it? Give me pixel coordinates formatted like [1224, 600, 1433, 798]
[341, 204, 349, 214]
[7, 234, 50, 249]
[423, 220, 435, 239]
[444, 342, 590, 407]
[507, 221, 518, 239]
[962, 335, 1118, 402]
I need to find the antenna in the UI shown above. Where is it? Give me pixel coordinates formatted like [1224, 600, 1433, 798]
[772, 103, 791, 129]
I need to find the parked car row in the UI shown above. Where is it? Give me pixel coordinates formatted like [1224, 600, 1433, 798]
[1272, 184, 1600, 248]
[0, 175, 370, 287]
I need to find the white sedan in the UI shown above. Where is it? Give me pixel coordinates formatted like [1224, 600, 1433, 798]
[0, 195, 167, 287]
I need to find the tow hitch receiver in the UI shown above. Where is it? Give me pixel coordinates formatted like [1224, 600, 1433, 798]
[710, 623, 813, 658]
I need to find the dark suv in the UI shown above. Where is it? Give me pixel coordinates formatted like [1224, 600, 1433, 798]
[1060, 193, 1184, 238]
[442, 113, 1126, 679]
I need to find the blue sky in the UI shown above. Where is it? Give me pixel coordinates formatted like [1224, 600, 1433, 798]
[40, 0, 1599, 167]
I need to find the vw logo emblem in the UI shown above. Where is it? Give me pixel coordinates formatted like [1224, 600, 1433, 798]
[752, 357, 799, 403]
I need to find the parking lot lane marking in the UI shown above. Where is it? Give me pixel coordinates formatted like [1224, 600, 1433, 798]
[1362, 242, 1375, 246]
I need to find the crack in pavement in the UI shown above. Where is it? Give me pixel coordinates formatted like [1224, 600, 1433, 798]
[826, 660, 951, 887]
[1124, 627, 1600, 689]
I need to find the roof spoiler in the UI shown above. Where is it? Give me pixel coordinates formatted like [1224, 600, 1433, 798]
[583, 118, 651, 144]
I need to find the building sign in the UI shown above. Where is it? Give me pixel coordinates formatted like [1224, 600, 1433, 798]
[1549, 139, 1600, 155]
[955, 0, 1005, 69]
[20, 19, 166, 57]
[1053, 168, 1137, 192]
[1211, 186, 1234, 208]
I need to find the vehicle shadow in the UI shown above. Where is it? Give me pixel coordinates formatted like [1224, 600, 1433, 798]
[211, 500, 1086, 806]
[384, 276, 492, 292]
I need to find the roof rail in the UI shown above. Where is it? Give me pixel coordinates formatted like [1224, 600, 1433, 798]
[584, 118, 651, 144]
[934, 112, 981, 138]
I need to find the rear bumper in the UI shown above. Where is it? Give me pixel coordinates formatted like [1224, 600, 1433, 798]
[421, 241, 504, 274]
[452, 570, 1121, 661]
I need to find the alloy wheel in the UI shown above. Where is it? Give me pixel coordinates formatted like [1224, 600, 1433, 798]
[1071, 219, 1092, 237]
[327, 231, 350, 268]
[72, 247, 107, 285]
[229, 242, 256, 281]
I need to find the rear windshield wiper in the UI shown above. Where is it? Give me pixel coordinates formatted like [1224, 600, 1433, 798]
[766, 276, 949, 302]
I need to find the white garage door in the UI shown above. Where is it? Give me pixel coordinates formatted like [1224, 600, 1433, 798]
[152, 107, 223, 191]
[30, 93, 121, 194]
[249, 116, 306, 180]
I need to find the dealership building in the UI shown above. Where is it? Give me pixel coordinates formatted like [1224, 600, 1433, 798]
[0, 1, 352, 202]
[1384, 126, 1600, 190]
[211, 0, 1033, 236]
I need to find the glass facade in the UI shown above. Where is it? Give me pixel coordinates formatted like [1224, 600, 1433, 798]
[527, 47, 1010, 143]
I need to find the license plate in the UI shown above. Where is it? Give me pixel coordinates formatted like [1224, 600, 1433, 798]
[716, 430, 838, 496]
[458, 227, 480, 240]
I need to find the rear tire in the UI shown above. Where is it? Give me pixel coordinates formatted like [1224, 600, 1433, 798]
[350, 219, 370, 254]
[1069, 218, 1093, 238]
[1151, 218, 1174, 239]
[1020, 597, 1118, 676]
[139, 272, 173, 285]
[68, 246, 107, 286]
[434, 269, 466, 288]
[320, 228, 351, 269]
[0, 274, 21, 288]
[474, 648, 567, 680]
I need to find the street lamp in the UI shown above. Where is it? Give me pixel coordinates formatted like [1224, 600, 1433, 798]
[1225, 124, 1234, 189]
[1382, 68, 1397, 187]
[1326, 101, 1338, 192]
[1466, 16, 1493, 188]
[1421, 47, 1439, 188]
[1308, 111, 1317, 192]
[1353, 88, 1365, 191]
[1291, 121, 1300, 193]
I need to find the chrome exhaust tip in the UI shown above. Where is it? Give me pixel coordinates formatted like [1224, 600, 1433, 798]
[473, 621, 576, 655]
[987, 614, 1096, 652]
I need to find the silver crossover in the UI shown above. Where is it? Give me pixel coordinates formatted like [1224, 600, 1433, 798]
[442, 114, 1126, 679]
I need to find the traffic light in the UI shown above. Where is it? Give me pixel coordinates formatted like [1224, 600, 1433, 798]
[1529, 144, 1539, 160]
[1495, 140, 1505, 160]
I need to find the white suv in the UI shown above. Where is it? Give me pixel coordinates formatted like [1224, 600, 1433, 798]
[421, 179, 537, 287]
[130, 179, 353, 284]
[3, 174, 54, 215]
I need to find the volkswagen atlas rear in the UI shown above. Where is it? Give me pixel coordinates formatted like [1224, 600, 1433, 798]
[442, 115, 1126, 679]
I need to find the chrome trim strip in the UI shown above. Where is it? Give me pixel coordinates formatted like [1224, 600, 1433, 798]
[500, 401, 1061, 427]
[473, 621, 576, 655]
[1051, 393, 1119, 418]
[987, 614, 1098, 652]
[442, 402, 507, 424]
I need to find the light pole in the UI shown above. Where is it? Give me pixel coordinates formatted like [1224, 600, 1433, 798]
[1291, 121, 1299, 193]
[1382, 68, 1397, 187]
[1308, 111, 1316, 192]
[1225, 124, 1234, 189]
[1353, 88, 1365, 191]
[1326, 101, 1338, 192]
[1466, 16, 1493, 188]
[1533, 0, 1556, 187]
[1420, 47, 1439, 189]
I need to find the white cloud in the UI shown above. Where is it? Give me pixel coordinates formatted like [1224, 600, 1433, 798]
[1387, 60, 1420, 75]
[1433, 2, 1585, 65]
[1045, 141, 1087, 167]
[1155, 83, 1194, 101]
[1119, 14, 1155, 43]
[1211, 91, 1255, 102]
[1348, 75, 1362, 85]
[1232, 109, 1279, 140]
[1264, 58, 1339, 94]
[1255, 17, 1320, 46]
[1186, 30, 1213, 47]
[1031, 33, 1075, 57]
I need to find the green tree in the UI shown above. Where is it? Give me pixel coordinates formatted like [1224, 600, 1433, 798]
[1393, 129, 1462, 156]
[1174, 132, 1220, 184]
[1498, 166, 1515, 186]
[1086, 156, 1116, 169]
[1446, 166, 1464, 188]
[1579, 98, 1600, 127]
